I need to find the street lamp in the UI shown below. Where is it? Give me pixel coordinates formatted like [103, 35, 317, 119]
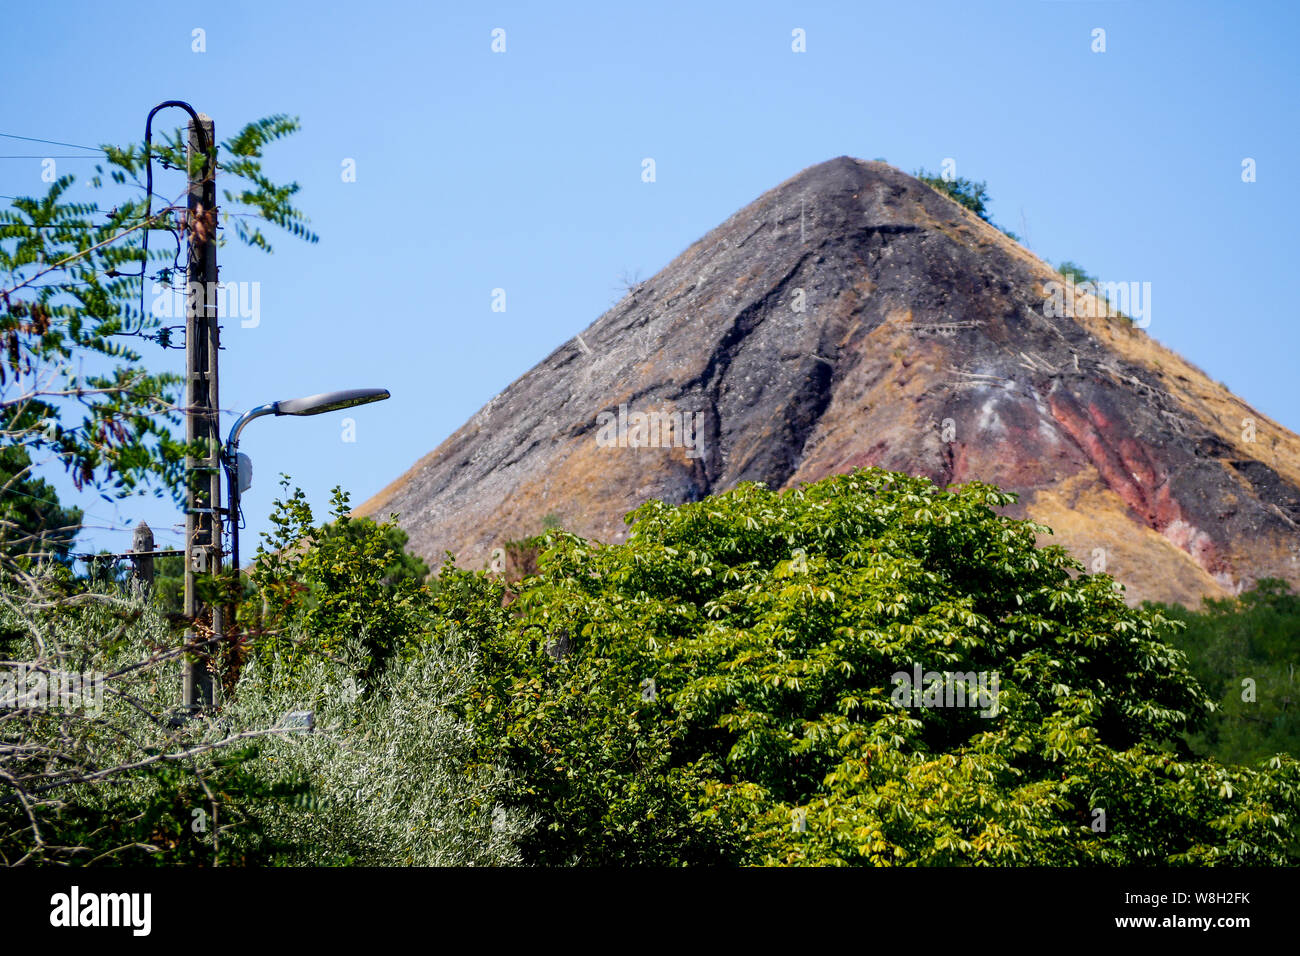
[223, 388, 390, 573]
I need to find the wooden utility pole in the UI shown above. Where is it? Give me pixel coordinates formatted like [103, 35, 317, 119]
[182, 114, 222, 711]
[130, 521, 155, 595]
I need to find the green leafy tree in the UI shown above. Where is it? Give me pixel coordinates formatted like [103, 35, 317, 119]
[0, 583, 307, 865]
[1150, 579, 1300, 766]
[246, 479, 430, 676]
[446, 469, 1300, 866]
[0, 444, 82, 562]
[1, 110, 319, 697]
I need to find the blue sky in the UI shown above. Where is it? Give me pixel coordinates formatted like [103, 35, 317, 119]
[2, 0, 1296, 558]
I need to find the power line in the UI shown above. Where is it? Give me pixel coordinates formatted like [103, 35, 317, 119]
[0, 476, 124, 514]
[1, 222, 138, 229]
[0, 132, 104, 153]
[0, 196, 183, 299]
[0, 484, 75, 511]
[2, 186, 179, 207]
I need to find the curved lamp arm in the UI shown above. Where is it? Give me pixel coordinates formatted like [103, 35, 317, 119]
[225, 403, 278, 457]
[222, 388, 390, 574]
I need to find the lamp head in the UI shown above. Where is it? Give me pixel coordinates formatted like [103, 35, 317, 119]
[274, 388, 390, 417]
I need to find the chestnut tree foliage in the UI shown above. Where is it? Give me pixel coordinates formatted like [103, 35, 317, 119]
[442, 469, 1300, 866]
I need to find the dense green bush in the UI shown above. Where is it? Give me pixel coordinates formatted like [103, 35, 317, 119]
[443, 469, 1300, 865]
[1149, 579, 1300, 766]
[0, 446, 83, 564]
[245, 480, 430, 677]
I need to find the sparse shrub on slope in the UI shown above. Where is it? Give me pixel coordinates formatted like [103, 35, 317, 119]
[914, 167, 1031, 243]
[1056, 260, 1097, 286]
[915, 168, 992, 222]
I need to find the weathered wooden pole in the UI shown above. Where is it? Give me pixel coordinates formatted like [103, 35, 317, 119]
[130, 521, 155, 596]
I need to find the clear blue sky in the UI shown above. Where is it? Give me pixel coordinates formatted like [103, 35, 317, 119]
[2, 0, 1296, 558]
